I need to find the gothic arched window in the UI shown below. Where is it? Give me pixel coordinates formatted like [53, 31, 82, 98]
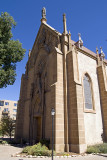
[83, 74, 93, 110]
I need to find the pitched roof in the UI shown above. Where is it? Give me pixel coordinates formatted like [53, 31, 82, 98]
[31, 21, 107, 64]
[71, 39, 107, 63]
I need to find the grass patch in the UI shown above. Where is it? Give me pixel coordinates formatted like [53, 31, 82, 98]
[22, 142, 55, 156]
[87, 143, 107, 154]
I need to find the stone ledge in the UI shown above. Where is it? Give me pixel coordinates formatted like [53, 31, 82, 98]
[11, 153, 88, 158]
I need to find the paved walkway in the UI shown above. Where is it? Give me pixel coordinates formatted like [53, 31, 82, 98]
[0, 145, 107, 160]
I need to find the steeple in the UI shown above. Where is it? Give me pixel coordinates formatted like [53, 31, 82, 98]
[63, 13, 68, 34]
[41, 7, 47, 23]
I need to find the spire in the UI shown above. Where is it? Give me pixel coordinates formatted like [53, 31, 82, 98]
[63, 13, 68, 34]
[41, 7, 47, 23]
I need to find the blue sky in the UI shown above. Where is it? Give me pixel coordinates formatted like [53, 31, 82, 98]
[0, 0, 107, 101]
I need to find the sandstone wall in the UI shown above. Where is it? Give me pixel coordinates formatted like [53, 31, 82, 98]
[78, 51, 103, 145]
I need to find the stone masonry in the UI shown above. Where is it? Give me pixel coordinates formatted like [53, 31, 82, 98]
[15, 8, 107, 153]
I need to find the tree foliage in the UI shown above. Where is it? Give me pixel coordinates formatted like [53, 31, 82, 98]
[0, 115, 15, 139]
[0, 12, 26, 88]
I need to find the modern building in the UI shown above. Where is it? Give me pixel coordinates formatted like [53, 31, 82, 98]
[15, 8, 107, 153]
[0, 100, 17, 120]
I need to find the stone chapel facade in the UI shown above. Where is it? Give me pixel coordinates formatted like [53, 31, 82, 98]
[15, 8, 107, 153]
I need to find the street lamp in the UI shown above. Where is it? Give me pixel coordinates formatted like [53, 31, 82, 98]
[51, 108, 55, 160]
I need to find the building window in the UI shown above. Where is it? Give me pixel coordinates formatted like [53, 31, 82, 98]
[0, 101, 4, 106]
[14, 103, 17, 107]
[83, 74, 93, 110]
[5, 102, 9, 105]
[4, 108, 9, 112]
[13, 109, 17, 112]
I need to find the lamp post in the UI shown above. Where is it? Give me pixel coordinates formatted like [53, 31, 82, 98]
[51, 108, 55, 160]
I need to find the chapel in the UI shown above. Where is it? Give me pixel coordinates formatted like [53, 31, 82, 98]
[15, 8, 107, 153]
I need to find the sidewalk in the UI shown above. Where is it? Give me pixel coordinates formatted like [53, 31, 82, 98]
[0, 145, 107, 160]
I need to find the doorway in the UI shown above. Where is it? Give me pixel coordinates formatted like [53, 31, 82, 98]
[36, 117, 42, 142]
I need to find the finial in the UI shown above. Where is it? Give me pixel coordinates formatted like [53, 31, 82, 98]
[63, 13, 66, 21]
[69, 30, 71, 35]
[78, 33, 81, 41]
[96, 47, 98, 55]
[42, 7, 46, 19]
[100, 47, 103, 53]
[41, 7, 47, 23]
[63, 13, 68, 34]
[78, 33, 83, 48]
[100, 47, 105, 61]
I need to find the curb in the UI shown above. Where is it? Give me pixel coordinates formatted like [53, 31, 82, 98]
[11, 153, 88, 158]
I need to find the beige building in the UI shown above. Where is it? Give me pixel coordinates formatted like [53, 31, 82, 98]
[15, 8, 107, 153]
[0, 100, 17, 120]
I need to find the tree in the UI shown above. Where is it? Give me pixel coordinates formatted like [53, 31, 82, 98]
[0, 115, 15, 139]
[0, 12, 26, 88]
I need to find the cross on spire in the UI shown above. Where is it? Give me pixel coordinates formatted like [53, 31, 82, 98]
[41, 7, 47, 23]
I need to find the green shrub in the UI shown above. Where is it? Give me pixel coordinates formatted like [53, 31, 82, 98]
[2, 140, 8, 144]
[22, 142, 54, 156]
[28, 143, 50, 156]
[63, 153, 70, 156]
[87, 143, 107, 154]
[98, 143, 107, 153]
[22, 146, 32, 153]
[87, 146, 99, 154]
